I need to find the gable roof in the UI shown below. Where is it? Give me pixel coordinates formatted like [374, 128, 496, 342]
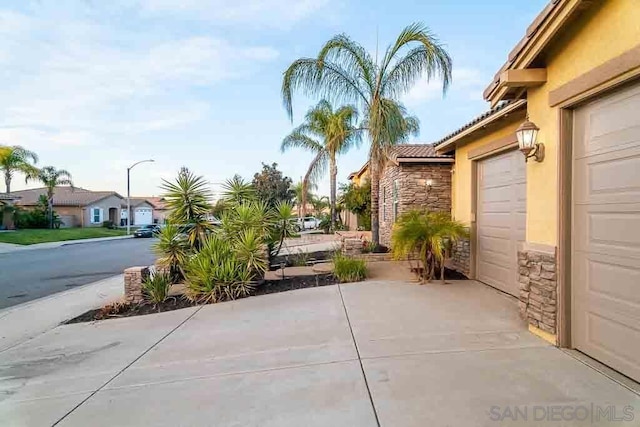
[387, 144, 452, 161]
[10, 187, 124, 207]
[144, 197, 168, 210]
[125, 198, 155, 209]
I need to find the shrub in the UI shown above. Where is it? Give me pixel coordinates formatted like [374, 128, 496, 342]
[153, 224, 190, 282]
[102, 220, 114, 229]
[289, 248, 310, 266]
[392, 209, 468, 283]
[333, 252, 366, 282]
[184, 234, 256, 304]
[142, 271, 172, 309]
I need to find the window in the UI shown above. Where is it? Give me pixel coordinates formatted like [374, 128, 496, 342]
[392, 180, 399, 221]
[382, 187, 387, 221]
[91, 208, 101, 224]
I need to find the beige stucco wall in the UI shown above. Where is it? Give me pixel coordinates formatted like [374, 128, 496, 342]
[525, 0, 640, 245]
[84, 195, 125, 227]
[452, 0, 640, 247]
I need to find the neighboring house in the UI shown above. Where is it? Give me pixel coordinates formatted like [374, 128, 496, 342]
[10, 187, 125, 228]
[344, 162, 370, 231]
[348, 144, 453, 246]
[378, 145, 453, 247]
[435, 0, 640, 382]
[124, 198, 155, 226]
[146, 197, 169, 224]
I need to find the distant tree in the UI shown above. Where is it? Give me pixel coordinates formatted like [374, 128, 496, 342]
[0, 145, 39, 193]
[339, 181, 371, 230]
[292, 180, 316, 218]
[26, 166, 73, 228]
[252, 163, 294, 208]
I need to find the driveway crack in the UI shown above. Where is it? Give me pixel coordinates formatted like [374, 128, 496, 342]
[337, 284, 381, 427]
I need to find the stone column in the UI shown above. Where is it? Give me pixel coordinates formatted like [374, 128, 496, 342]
[124, 266, 149, 304]
[517, 244, 558, 337]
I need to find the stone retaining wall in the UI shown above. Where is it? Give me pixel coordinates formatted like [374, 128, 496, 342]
[517, 245, 558, 336]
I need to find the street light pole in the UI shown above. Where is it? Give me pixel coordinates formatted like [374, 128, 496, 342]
[126, 159, 154, 235]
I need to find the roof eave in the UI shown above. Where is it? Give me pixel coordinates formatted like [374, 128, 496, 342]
[483, 0, 593, 105]
[435, 99, 527, 153]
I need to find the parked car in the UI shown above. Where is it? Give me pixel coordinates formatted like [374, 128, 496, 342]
[133, 224, 160, 238]
[297, 216, 320, 230]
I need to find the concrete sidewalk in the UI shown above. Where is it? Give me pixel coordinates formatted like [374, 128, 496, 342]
[0, 235, 132, 254]
[0, 275, 123, 353]
[1, 280, 638, 426]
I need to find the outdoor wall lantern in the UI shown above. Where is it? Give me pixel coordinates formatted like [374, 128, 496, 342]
[516, 117, 545, 162]
[425, 179, 433, 190]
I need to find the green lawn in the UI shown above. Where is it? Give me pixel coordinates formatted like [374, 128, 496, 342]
[0, 228, 128, 245]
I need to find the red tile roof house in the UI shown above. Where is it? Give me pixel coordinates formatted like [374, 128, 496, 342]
[9, 187, 126, 228]
[146, 197, 169, 224]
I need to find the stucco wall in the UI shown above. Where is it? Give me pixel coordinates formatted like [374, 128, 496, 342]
[525, 0, 640, 245]
[84, 195, 125, 227]
[451, 119, 523, 226]
[452, 0, 640, 247]
[379, 162, 452, 247]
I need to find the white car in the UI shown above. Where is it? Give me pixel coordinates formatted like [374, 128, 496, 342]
[297, 216, 319, 230]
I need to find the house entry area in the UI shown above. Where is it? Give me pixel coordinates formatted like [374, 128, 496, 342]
[476, 149, 526, 297]
[570, 82, 640, 383]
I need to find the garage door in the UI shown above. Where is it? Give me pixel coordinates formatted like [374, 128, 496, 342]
[477, 150, 526, 296]
[134, 208, 153, 225]
[572, 82, 640, 382]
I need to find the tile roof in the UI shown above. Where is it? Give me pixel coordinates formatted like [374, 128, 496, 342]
[388, 144, 452, 160]
[433, 100, 524, 147]
[144, 197, 168, 210]
[123, 198, 155, 208]
[10, 187, 123, 207]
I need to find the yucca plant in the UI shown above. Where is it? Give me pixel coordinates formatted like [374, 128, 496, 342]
[391, 210, 468, 284]
[161, 169, 213, 249]
[234, 228, 268, 278]
[271, 200, 297, 255]
[221, 175, 256, 205]
[333, 252, 367, 282]
[153, 224, 190, 282]
[184, 234, 256, 304]
[142, 271, 172, 311]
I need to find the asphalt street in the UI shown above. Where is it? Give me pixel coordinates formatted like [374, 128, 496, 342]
[0, 238, 155, 310]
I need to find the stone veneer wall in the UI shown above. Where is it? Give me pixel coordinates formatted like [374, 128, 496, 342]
[379, 162, 452, 247]
[124, 266, 149, 304]
[517, 246, 558, 336]
[451, 238, 471, 276]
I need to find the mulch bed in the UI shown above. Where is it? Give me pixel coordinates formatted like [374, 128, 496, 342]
[64, 273, 340, 324]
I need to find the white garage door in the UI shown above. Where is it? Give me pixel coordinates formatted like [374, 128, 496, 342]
[477, 149, 526, 296]
[572, 82, 640, 382]
[134, 208, 153, 225]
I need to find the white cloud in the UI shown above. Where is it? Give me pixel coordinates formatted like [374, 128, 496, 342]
[404, 68, 485, 107]
[137, 0, 330, 26]
[0, 11, 278, 150]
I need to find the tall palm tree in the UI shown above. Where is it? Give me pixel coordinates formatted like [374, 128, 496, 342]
[281, 100, 360, 231]
[0, 145, 39, 193]
[282, 23, 452, 245]
[27, 166, 73, 228]
[291, 180, 316, 219]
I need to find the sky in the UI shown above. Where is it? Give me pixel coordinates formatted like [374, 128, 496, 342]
[0, 0, 547, 199]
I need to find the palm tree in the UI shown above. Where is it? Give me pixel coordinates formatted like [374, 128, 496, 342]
[281, 100, 360, 231]
[282, 23, 452, 245]
[0, 145, 39, 193]
[391, 210, 468, 284]
[26, 166, 73, 228]
[291, 180, 316, 219]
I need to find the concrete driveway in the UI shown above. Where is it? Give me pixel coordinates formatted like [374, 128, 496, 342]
[1, 280, 638, 426]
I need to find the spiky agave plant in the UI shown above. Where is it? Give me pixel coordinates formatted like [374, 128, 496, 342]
[142, 271, 172, 311]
